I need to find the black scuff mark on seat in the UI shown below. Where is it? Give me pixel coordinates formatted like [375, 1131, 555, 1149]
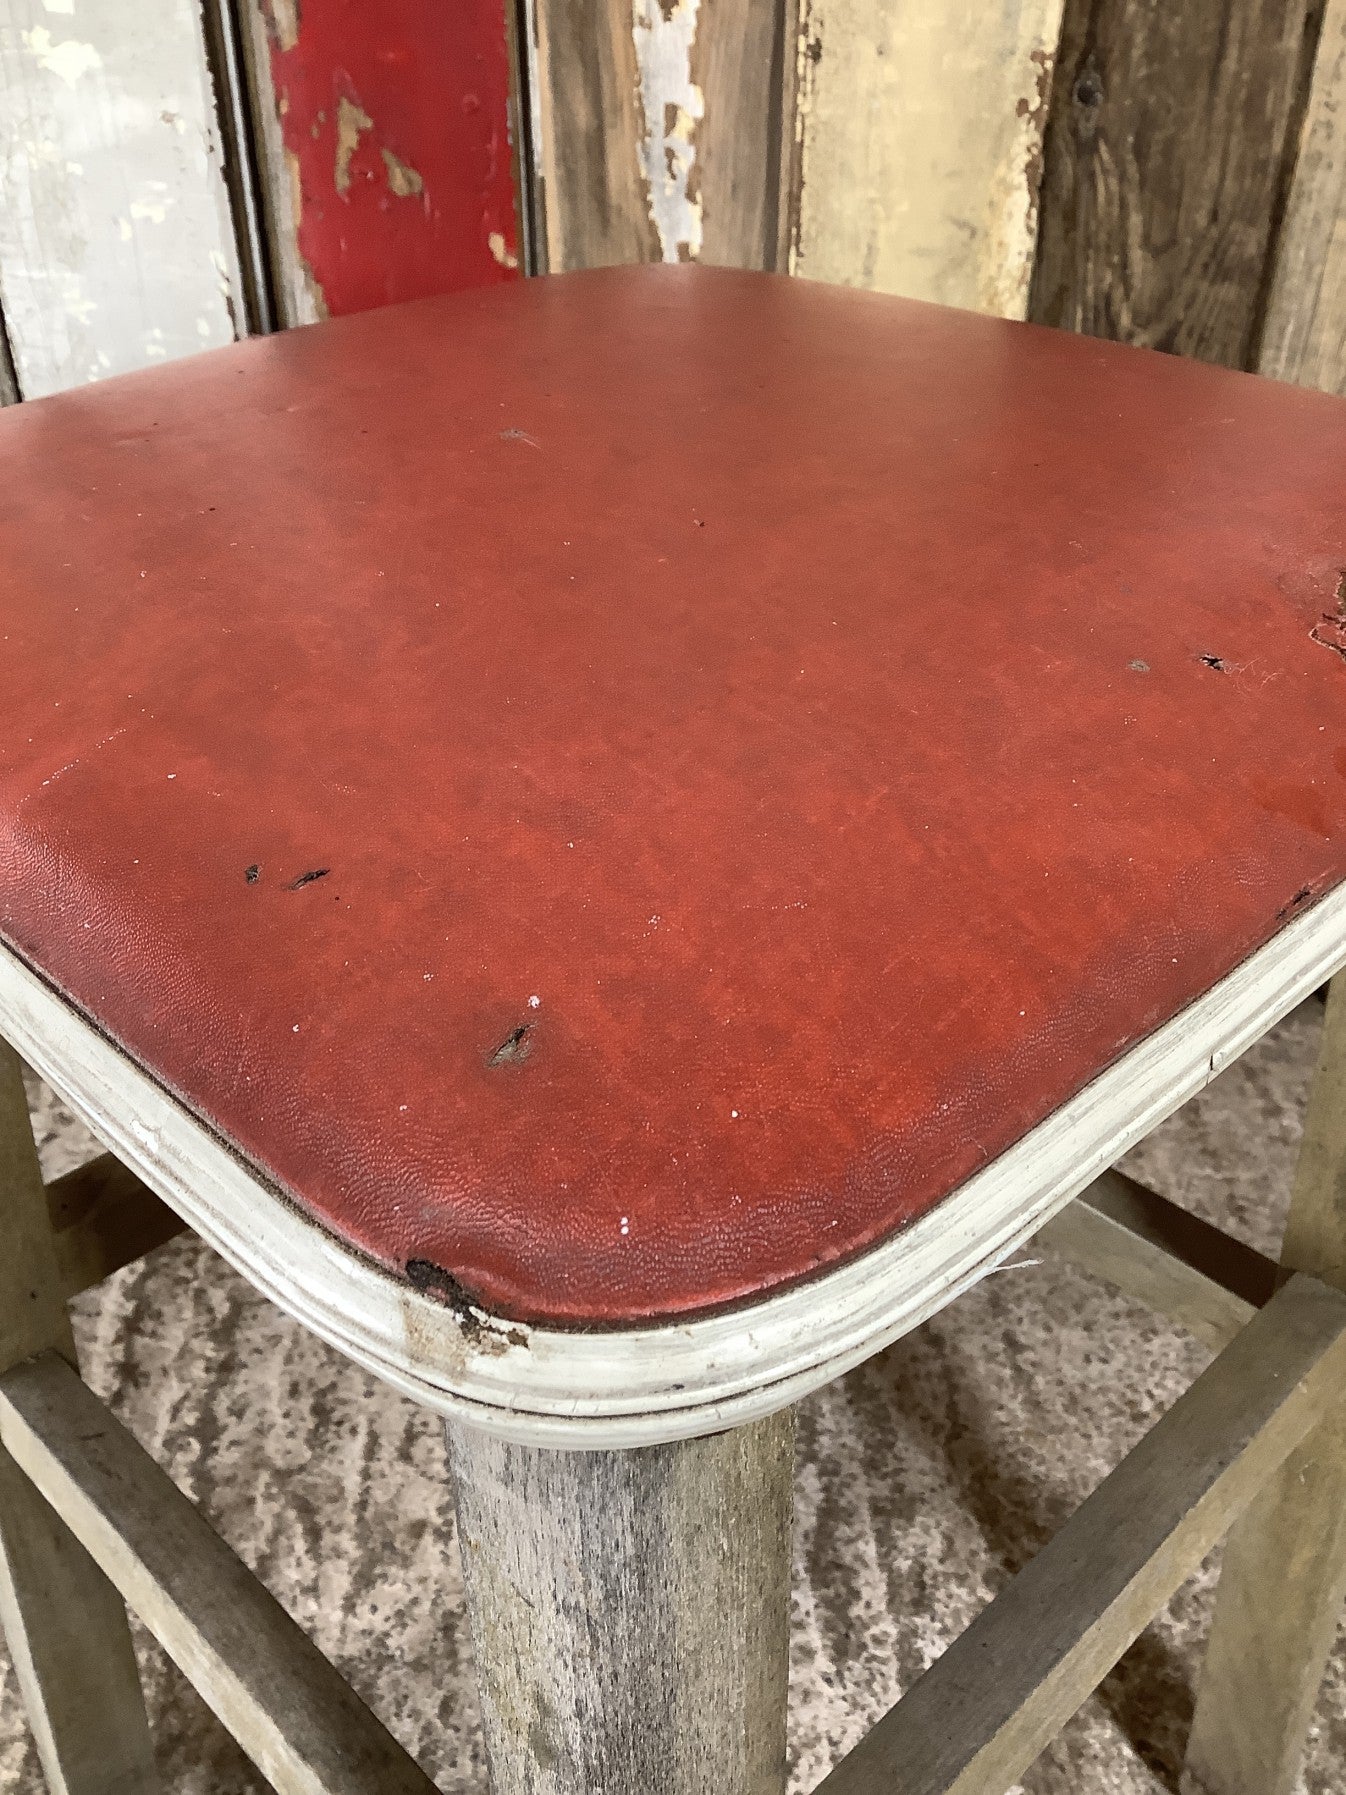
[1198, 654, 1228, 671]
[245, 864, 261, 884]
[288, 868, 330, 890]
[1276, 884, 1316, 922]
[405, 1259, 527, 1350]
[488, 1024, 533, 1067]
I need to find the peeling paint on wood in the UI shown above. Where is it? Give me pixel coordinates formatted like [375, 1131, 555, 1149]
[0, 0, 242, 398]
[533, 0, 780, 271]
[239, 0, 521, 323]
[633, 0, 705, 262]
[785, 0, 1066, 317]
[1259, 0, 1346, 392]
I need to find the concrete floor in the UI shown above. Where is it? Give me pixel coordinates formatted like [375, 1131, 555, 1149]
[2, 999, 1342, 1792]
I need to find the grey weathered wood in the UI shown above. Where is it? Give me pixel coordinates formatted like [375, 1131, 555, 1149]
[817, 1273, 1346, 1795]
[1031, 0, 1321, 366]
[1184, 974, 1346, 1795]
[447, 1409, 795, 1793]
[0, 1348, 439, 1795]
[0, 1039, 158, 1794]
[1039, 1166, 1277, 1350]
[45, 1152, 187, 1300]
[1258, 0, 1346, 391]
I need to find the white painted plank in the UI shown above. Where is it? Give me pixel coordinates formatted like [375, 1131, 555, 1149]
[0, 0, 242, 398]
[787, 0, 1065, 316]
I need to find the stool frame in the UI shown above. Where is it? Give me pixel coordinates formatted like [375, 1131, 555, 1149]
[3, 976, 1346, 1793]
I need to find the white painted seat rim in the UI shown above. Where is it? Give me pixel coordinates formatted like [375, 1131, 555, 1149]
[2, 892, 1342, 1448]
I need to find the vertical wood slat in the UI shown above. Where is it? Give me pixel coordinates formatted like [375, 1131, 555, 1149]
[235, 0, 523, 326]
[0, 0, 244, 398]
[448, 1409, 795, 1794]
[1029, 0, 1322, 367]
[783, 0, 1066, 317]
[1258, 0, 1346, 390]
[531, 0, 782, 271]
[1183, 976, 1346, 1795]
[0, 1040, 158, 1794]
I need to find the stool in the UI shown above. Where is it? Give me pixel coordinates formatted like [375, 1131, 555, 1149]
[2, 264, 1345, 1794]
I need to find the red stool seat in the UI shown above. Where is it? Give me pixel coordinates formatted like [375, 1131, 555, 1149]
[1, 265, 1344, 1326]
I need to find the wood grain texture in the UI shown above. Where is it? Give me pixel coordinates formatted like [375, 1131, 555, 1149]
[1184, 974, 1346, 1795]
[1039, 1167, 1277, 1351]
[0, 1041, 158, 1795]
[0, 0, 242, 397]
[447, 1410, 794, 1792]
[1030, 0, 1320, 366]
[818, 1273, 1346, 1795]
[0, 1349, 440, 1795]
[785, 0, 1065, 314]
[236, 0, 521, 325]
[533, 0, 780, 270]
[46, 1153, 186, 1300]
[1260, 0, 1346, 390]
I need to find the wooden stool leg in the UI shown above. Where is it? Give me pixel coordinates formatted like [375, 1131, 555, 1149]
[1184, 975, 1346, 1795]
[446, 1409, 794, 1795]
[0, 1041, 158, 1794]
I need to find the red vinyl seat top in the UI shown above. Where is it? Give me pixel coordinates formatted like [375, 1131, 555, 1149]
[1, 265, 1344, 1327]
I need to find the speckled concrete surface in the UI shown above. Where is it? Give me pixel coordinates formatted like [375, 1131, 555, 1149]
[2, 1000, 1342, 1793]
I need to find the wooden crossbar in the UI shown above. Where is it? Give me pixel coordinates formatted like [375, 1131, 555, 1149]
[1040, 1168, 1280, 1349]
[0, 1350, 438, 1795]
[815, 1273, 1346, 1795]
[46, 1152, 186, 1298]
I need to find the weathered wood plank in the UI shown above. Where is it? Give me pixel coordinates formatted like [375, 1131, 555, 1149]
[1039, 1167, 1277, 1351]
[447, 1409, 795, 1792]
[1184, 974, 1346, 1795]
[818, 1273, 1346, 1795]
[0, 0, 243, 397]
[1030, 0, 1320, 366]
[47, 1153, 187, 1299]
[785, 0, 1065, 315]
[532, 0, 781, 271]
[0, 1348, 440, 1795]
[237, 0, 522, 324]
[0, 1040, 158, 1794]
[1259, 0, 1346, 391]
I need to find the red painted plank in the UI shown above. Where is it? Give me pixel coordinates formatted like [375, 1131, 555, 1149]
[256, 0, 520, 316]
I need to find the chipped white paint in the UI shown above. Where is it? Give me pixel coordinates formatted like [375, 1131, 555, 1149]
[631, 0, 705, 262]
[0, 0, 242, 397]
[3, 882, 1346, 1446]
[789, 0, 1065, 317]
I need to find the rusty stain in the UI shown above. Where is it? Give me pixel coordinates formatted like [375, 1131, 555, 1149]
[335, 95, 374, 196]
[381, 146, 424, 198]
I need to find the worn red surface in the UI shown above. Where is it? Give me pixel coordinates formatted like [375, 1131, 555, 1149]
[2, 267, 1346, 1325]
[258, 0, 519, 315]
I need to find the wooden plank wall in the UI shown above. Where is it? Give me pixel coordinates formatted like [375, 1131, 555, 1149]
[529, 0, 1346, 400]
[0, 0, 244, 400]
[236, 0, 523, 325]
